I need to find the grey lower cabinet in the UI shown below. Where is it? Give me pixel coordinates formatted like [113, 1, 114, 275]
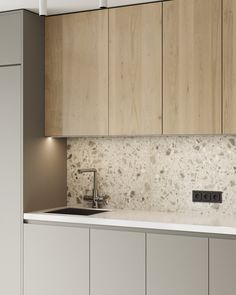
[24, 224, 89, 295]
[0, 12, 21, 65]
[90, 229, 145, 295]
[210, 238, 236, 295]
[147, 233, 208, 295]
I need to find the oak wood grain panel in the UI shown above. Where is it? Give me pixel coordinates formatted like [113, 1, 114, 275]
[223, 0, 236, 134]
[163, 0, 222, 135]
[45, 10, 108, 136]
[109, 3, 162, 136]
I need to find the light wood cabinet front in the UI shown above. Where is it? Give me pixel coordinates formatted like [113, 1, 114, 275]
[163, 0, 222, 135]
[223, 0, 236, 134]
[45, 10, 108, 136]
[109, 3, 163, 136]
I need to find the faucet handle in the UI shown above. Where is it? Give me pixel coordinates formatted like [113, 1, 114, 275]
[99, 195, 110, 206]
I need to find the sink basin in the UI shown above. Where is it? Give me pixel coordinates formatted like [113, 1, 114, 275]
[45, 207, 108, 216]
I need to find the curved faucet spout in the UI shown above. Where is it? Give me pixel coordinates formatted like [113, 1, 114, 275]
[78, 168, 98, 208]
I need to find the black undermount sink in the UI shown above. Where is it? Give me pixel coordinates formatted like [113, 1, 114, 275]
[45, 207, 108, 216]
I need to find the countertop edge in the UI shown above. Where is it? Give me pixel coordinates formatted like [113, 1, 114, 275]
[24, 213, 236, 236]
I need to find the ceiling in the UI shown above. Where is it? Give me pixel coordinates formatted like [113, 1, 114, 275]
[0, 0, 160, 15]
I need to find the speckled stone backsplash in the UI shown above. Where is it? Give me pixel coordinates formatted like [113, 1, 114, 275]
[67, 136, 236, 215]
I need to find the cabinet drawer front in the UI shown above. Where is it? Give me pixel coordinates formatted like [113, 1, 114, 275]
[24, 224, 89, 295]
[147, 233, 208, 295]
[210, 238, 236, 295]
[90, 228, 145, 295]
[0, 12, 22, 65]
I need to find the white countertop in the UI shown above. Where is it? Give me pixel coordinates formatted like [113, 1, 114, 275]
[24, 208, 236, 236]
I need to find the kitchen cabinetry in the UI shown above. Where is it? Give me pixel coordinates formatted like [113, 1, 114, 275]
[24, 222, 236, 295]
[0, 12, 21, 65]
[163, 0, 222, 134]
[90, 229, 145, 295]
[223, 0, 236, 134]
[45, 10, 109, 136]
[0, 65, 21, 295]
[147, 233, 208, 295]
[24, 224, 89, 295]
[0, 10, 66, 295]
[210, 238, 236, 295]
[109, 3, 162, 136]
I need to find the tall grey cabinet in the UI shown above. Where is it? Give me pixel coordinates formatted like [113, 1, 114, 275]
[0, 65, 21, 295]
[0, 10, 67, 295]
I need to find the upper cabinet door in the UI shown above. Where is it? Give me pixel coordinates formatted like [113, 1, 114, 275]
[163, 0, 222, 135]
[109, 3, 162, 136]
[45, 10, 108, 136]
[0, 12, 22, 65]
[223, 0, 236, 134]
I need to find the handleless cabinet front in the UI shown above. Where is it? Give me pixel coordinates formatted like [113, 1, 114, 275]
[210, 238, 236, 295]
[109, 3, 163, 136]
[163, 0, 222, 134]
[0, 66, 21, 295]
[0, 12, 22, 65]
[147, 233, 208, 295]
[90, 228, 145, 295]
[45, 10, 108, 137]
[223, 0, 236, 134]
[24, 224, 89, 295]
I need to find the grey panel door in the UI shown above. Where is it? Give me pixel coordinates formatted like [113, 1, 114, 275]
[210, 238, 236, 295]
[90, 229, 145, 295]
[24, 224, 89, 295]
[0, 66, 21, 295]
[0, 12, 22, 65]
[147, 233, 208, 295]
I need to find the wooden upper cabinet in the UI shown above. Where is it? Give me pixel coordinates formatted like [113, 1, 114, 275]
[109, 3, 163, 136]
[223, 0, 236, 134]
[45, 10, 108, 136]
[163, 0, 222, 135]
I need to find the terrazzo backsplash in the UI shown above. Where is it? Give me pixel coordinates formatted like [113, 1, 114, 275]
[67, 136, 236, 216]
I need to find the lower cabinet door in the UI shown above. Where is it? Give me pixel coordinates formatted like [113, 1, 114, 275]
[24, 224, 89, 295]
[210, 238, 236, 295]
[147, 233, 208, 295]
[90, 229, 145, 295]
